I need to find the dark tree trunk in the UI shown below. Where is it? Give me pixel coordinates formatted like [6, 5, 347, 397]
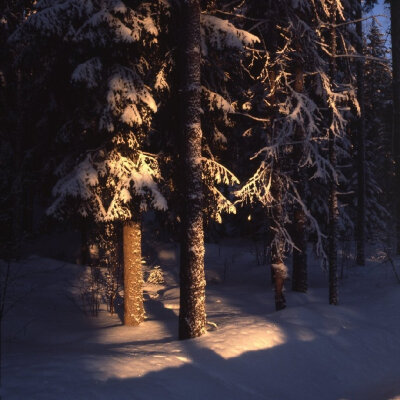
[79, 218, 90, 265]
[271, 173, 287, 311]
[178, 0, 206, 340]
[268, 67, 286, 311]
[123, 214, 144, 326]
[329, 1, 338, 305]
[292, 64, 308, 293]
[390, 0, 400, 254]
[12, 70, 24, 245]
[355, 0, 366, 265]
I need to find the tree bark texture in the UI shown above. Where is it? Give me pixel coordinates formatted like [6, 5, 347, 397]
[268, 68, 287, 311]
[292, 63, 308, 293]
[123, 216, 144, 326]
[390, 0, 400, 254]
[329, 1, 338, 305]
[178, 0, 206, 340]
[355, 0, 366, 265]
[270, 179, 287, 311]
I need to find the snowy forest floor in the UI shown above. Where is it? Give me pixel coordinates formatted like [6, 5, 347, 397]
[2, 239, 400, 400]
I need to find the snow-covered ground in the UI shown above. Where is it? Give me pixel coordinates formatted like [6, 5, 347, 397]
[2, 240, 400, 400]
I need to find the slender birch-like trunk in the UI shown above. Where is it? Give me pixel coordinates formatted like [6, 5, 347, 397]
[328, 0, 338, 305]
[355, 0, 366, 265]
[12, 70, 24, 244]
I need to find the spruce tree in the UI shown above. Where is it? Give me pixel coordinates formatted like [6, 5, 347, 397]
[235, 0, 347, 308]
[355, 0, 366, 266]
[14, 0, 169, 326]
[362, 19, 392, 243]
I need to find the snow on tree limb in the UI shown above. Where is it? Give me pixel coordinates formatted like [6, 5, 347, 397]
[48, 150, 167, 221]
[71, 58, 103, 88]
[200, 14, 259, 55]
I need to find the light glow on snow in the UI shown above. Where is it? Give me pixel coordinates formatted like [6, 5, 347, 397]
[5, 242, 400, 400]
[198, 323, 286, 360]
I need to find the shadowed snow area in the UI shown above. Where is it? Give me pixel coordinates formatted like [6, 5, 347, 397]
[2, 241, 400, 400]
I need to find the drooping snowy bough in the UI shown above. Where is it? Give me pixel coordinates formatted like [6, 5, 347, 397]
[233, 0, 359, 309]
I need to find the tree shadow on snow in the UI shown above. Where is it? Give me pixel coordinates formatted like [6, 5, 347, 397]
[3, 258, 400, 400]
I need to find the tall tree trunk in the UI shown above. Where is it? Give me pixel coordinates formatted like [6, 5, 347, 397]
[268, 67, 287, 311]
[355, 0, 366, 265]
[329, 0, 338, 305]
[178, 0, 206, 340]
[123, 214, 144, 326]
[12, 70, 24, 245]
[390, 0, 400, 254]
[271, 173, 287, 311]
[292, 63, 308, 293]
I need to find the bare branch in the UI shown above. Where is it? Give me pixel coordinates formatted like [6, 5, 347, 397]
[233, 112, 270, 123]
[211, 10, 262, 22]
